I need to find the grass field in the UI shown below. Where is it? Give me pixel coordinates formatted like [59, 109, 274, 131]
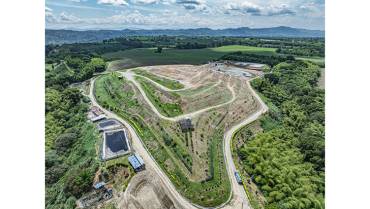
[210, 45, 276, 54]
[135, 76, 183, 117]
[296, 56, 325, 67]
[102, 45, 277, 70]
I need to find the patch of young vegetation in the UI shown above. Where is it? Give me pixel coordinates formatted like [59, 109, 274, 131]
[135, 76, 183, 117]
[132, 68, 185, 90]
[101, 157, 135, 192]
[177, 82, 217, 97]
[234, 60, 325, 209]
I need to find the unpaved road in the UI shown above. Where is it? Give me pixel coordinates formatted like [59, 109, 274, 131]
[121, 70, 236, 122]
[90, 67, 268, 209]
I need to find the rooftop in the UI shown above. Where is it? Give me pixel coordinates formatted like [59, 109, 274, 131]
[128, 154, 145, 170]
[179, 118, 193, 132]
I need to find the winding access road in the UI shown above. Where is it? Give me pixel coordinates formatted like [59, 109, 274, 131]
[120, 70, 237, 122]
[89, 68, 268, 209]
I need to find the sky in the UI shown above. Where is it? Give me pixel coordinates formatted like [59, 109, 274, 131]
[45, 0, 325, 30]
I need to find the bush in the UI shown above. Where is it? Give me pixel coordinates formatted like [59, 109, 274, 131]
[54, 133, 78, 154]
[45, 164, 68, 184]
[64, 168, 94, 198]
[45, 150, 60, 169]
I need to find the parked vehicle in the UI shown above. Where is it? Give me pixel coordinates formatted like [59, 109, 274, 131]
[234, 171, 242, 185]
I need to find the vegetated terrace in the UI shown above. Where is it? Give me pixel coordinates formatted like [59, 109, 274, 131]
[93, 64, 260, 207]
[132, 67, 234, 117]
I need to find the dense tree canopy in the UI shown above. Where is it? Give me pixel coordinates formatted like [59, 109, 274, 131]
[251, 61, 325, 171]
[235, 60, 325, 209]
[239, 129, 325, 209]
[221, 52, 294, 67]
[45, 84, 99, 209]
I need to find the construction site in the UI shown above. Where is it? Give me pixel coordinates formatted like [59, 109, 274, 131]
[92, 63, 263, 208]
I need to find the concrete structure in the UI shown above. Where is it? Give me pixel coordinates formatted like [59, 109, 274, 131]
[128, 153, 145, 172]
[97, 118, 122, 132]
[179, 118, 194, 132]
[229, 61, 266, 71]
[101, 129, 131, 161]
[88, 106, 106, 122]
[247, 63, 265, 71]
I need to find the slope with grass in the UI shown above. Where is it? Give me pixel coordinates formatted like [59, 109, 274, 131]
[133, 68, 185, 90]
[135, 76, 183, 117]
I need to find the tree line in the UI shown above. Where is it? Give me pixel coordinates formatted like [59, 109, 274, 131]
[220, 52, 295, 67]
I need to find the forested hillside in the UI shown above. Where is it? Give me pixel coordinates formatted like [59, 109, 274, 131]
[235, 60, 325, 209]
[45, 53, 107, 208]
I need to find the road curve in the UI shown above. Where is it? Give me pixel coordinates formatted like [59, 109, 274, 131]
[133, 73, 222, 94]
[121, 71, 236, 122]
[90, 70, 268, 209]
[223, 79, 269, 209]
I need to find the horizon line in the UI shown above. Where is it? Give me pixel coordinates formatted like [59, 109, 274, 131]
[45, 26, 325, 32]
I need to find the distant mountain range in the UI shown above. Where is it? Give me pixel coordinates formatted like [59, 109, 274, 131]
[46, 26, 324, 44]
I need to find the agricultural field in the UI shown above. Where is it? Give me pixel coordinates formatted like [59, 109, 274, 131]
[102, 45, 277, 69]
[211, 45, 276, 54]
[94, 64, 260, 207]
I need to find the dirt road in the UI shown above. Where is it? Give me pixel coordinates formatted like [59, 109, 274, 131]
[121, 70, 236, 122]
[90, 67, 268, 209]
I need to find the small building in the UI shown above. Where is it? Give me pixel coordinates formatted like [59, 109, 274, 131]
[93, 182, 106, 190]
[247, 63, 265, 71]
[179, 118, 194, 132]
[97, 119, 122, 132]
[128, 153, 145, 172]
[88, 106, 106, 122]
[89, 114, 106, 122]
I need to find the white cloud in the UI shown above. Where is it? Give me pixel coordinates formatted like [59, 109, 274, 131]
[176, 0, 208, 11]
[45, 6, 53, 13]
[131, 0, 161, 4]
[97, 0, 129, 6]
[299, 2, 324, 18]
[225, 2, 261, 15]
[266, 4, 295, 16]
[59, 12, 83, 23]
[45, 7, 56, 23]
[224, 1, 295, 16]
[46, 0, 324, 30]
